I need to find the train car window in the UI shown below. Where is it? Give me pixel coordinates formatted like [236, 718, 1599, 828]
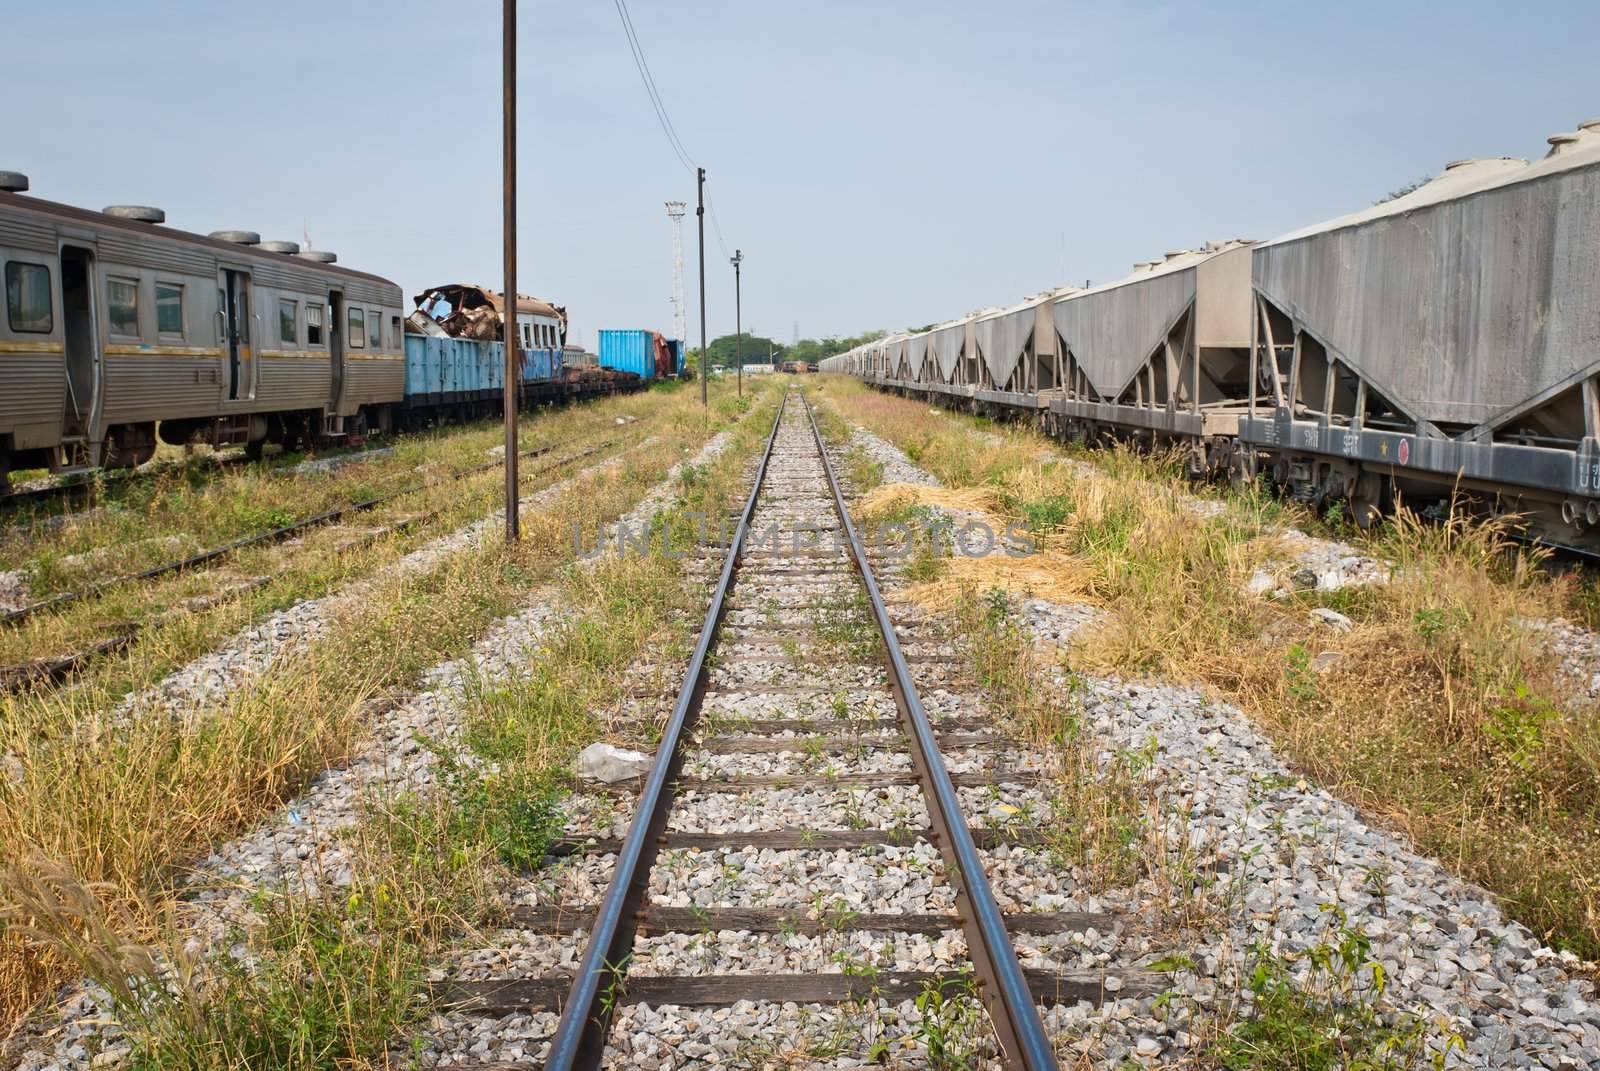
[4, 262, 52, 333]
[156, 284, 183, 337]
[367, 310, 379, 349]
[348, 306, 365, 349]
[107, 277, 139, 336]
[390, 315, 400, 349]
[279, 299, 297, 344]
[307, 303, 324, 345]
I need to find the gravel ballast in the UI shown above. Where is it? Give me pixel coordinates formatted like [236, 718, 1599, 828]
[842, 415, 1600, 1069]
[7, 430, 739, 1071]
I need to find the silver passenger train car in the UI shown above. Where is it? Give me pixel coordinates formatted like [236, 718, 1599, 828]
[826, 117, 1600, 548]
[0, 171, 403, 489]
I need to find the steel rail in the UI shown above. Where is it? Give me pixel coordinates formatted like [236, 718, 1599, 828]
[800, 390, 1058, 1070]
[1, 452, 249, 513]
[2, 431, 442, 515]
[0, 438, 621, 690]
[542, 392, 787, 1070]
[0, 435, 614, 629]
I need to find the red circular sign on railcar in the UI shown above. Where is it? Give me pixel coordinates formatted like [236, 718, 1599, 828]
[1398, 438, 1410, 465]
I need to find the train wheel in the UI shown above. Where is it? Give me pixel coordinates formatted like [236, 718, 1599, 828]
[1227, 446, 1257, 491]
[1350, 472, 1383, 530]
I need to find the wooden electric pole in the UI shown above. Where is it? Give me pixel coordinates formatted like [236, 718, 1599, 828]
[501, 0, 519, 541]
[697, 167, 707, 406]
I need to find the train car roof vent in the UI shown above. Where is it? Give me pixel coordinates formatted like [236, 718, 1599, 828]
[258, 240, 300, 254]
[296, 250, 337, 263]
[0, 171, 29, 193]
[209, 230, 261, 245]
[1546, 132, 1580, 157]
[104, 205, 165, 223]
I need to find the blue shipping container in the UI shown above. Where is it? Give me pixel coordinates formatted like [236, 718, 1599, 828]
[598, 329, 657, 381]
[667, 339, 686, 376]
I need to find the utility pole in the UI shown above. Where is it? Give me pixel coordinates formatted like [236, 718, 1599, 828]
[501, 0, 519, 542]
[665, 202, 686, 343]
[697, 168, 707, 406]
[731, 249, 743, 398]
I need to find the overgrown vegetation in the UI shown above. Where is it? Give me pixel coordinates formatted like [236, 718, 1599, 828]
[956, 588, 1157, 895]
[0, 380, 777, 1051]
[0, 398, 669, 682]
[820, 374, 1600, 961]
[1213, 909, 1448, 1070]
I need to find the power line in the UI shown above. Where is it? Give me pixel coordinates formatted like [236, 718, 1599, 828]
[609, 0, 734, 318]
[613, 0, 695, 174]
[705, 197, 730, 260]
[616, 0, 693, 167]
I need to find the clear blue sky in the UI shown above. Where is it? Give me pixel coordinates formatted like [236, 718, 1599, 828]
[8, 1, 1597, 348]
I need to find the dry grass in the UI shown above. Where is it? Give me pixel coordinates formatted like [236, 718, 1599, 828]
[857, 482, 1002, 519]
[821, 374, 1600, 960]
[0, 399, 669, 677]
[899, 556, 1099, 610]
[0, 379, 768, 1041]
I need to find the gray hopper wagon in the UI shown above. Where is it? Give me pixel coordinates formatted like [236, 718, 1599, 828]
[0, 177, 404, 488]
[826, 116, 1600, 551]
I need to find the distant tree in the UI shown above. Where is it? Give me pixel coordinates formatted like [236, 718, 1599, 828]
[695, 328, 887, 369]
[783, 330, 887, 365]
[704, 332, 783, 369]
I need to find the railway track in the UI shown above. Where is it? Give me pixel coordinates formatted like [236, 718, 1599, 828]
[0, 450, 249, 514]
[430, 391, 1155, 1067]
[0, 436, 404, 516]
[0, 434, 624, 690]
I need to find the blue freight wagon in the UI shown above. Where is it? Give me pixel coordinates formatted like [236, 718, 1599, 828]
[402, 334, 565, 420]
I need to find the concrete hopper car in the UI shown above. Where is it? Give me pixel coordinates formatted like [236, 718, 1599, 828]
[825, 117, 1600, 550]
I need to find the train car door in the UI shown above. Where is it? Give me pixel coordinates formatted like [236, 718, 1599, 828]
[57, 244, 102, 443]
[220, 268, 254, 401]
[327, 289, 345, 416]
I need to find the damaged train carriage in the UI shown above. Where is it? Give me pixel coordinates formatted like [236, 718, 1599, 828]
[404, 283, 640, 424]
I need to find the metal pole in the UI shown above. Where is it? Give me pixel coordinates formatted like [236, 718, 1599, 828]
[731, 249, 742, 397]
[501, 0, 519, 542]
[697, 167, 707, 406]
